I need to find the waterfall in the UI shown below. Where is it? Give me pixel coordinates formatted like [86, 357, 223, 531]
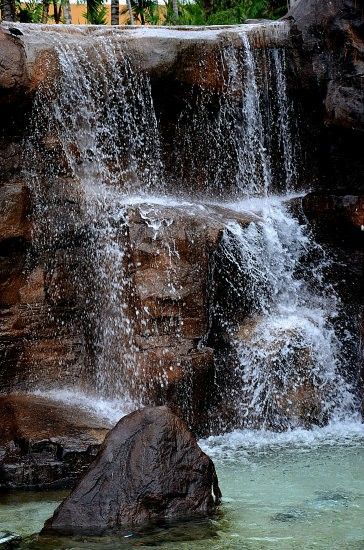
[22, 24, 361, 432]
[173, 30, 299, 197]
[215, 199, 360, 430]
[25, 36, 163, 401]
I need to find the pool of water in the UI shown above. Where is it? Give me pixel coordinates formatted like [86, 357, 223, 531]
[1, 423, 364, 549]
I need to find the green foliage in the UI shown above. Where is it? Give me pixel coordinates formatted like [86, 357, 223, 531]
[121, 0, 159, 24]
[16, 0, 42, 22]
[163, 1, 179, 25]
[166, 0, 287, 25]
[174, 1, 206, 25]
[84, 0, 107, 23]
[206, 6, 244, 24]
[144, 1, 160, 24]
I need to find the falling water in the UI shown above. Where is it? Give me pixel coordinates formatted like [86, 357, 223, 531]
[272, 48, 297, 188]
[216, 199, 360, 430]
[22, 24, 361, 432]
[238, 33, 272, 194]
[172, 30, 299, 197]
[25, 35, 163, 401]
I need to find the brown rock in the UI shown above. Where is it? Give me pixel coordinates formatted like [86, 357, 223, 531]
[133, 345, 215, 436]
[19, 267, 45, 303]
[120, 204, 254, 434]
[0, 184, 31, 242]
[0, 394, 110, 489]
[43, 406, 221, 535]
[0, 27, 28, 93]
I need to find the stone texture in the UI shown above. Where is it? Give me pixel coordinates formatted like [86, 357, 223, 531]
[43, 406, 221, 535]
[0, 394, 109, 490]
[287, 0, 364, 193]
[0, 27, 28, 93]
[121, 204, 254, 434]
[299, 193, 364, 306]
[0, 184, 31, 242]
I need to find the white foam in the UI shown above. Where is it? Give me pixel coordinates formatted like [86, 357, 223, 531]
[85, 190, 301, 214]
[12, 20, 289, 43]
[200, 420, 364, 461]
[32, 388, 131, 426]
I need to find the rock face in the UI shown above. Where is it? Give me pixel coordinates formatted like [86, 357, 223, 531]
[120, 204, 254, 434]
[0, 27, 29, 95]
[287, 0, 364, 193]
[0, 8, 363, 462]
[0, 21, 263, 438]
[299, 193, 364, 307]
[43, 406, 221, 535]
[0, 394, 109, 489]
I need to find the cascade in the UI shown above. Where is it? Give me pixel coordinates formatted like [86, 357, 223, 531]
[173, 27, 299, 197]
[22, 23, 361, 433]
[26, 36, 163, 402]
[214, 199, 359, 430]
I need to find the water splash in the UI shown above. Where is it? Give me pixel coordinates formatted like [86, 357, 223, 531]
[215, 200, 360, 430]
[32, 388, 131, 426]
[200, 419, 364, 462]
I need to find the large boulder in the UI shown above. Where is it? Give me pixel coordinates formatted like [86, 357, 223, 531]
[43, 406, 221, 535]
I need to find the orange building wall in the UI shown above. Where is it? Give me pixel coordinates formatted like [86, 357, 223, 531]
[46, 4, 165, 25]
[69, 4, 130, 25]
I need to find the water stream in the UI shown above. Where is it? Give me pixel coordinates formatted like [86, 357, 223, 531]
[214, 199, 360, 430]
[4, 21, 363, 548]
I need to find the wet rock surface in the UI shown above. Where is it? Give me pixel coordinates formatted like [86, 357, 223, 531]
[300, 193, 364, 307]
[299, 192, 364, 405]
[0, 27, 29, 95]
[43, 406, 221, 535]
[287, 0, 364, 193]
[0, 394, 109, 490]
[121, 204, 254, 435]
[0, 4, 363, 472]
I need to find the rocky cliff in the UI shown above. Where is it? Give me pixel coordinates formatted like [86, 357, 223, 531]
[287, 0, 364, 193]
[0, 3, 363, 490]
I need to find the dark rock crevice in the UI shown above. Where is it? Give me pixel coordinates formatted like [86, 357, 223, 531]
[287, 0, 364, 193]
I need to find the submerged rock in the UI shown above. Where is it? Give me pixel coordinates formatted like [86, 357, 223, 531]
[43, 406, 221, 535]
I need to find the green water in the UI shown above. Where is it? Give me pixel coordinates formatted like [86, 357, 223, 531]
[1, 426, 364, 549]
